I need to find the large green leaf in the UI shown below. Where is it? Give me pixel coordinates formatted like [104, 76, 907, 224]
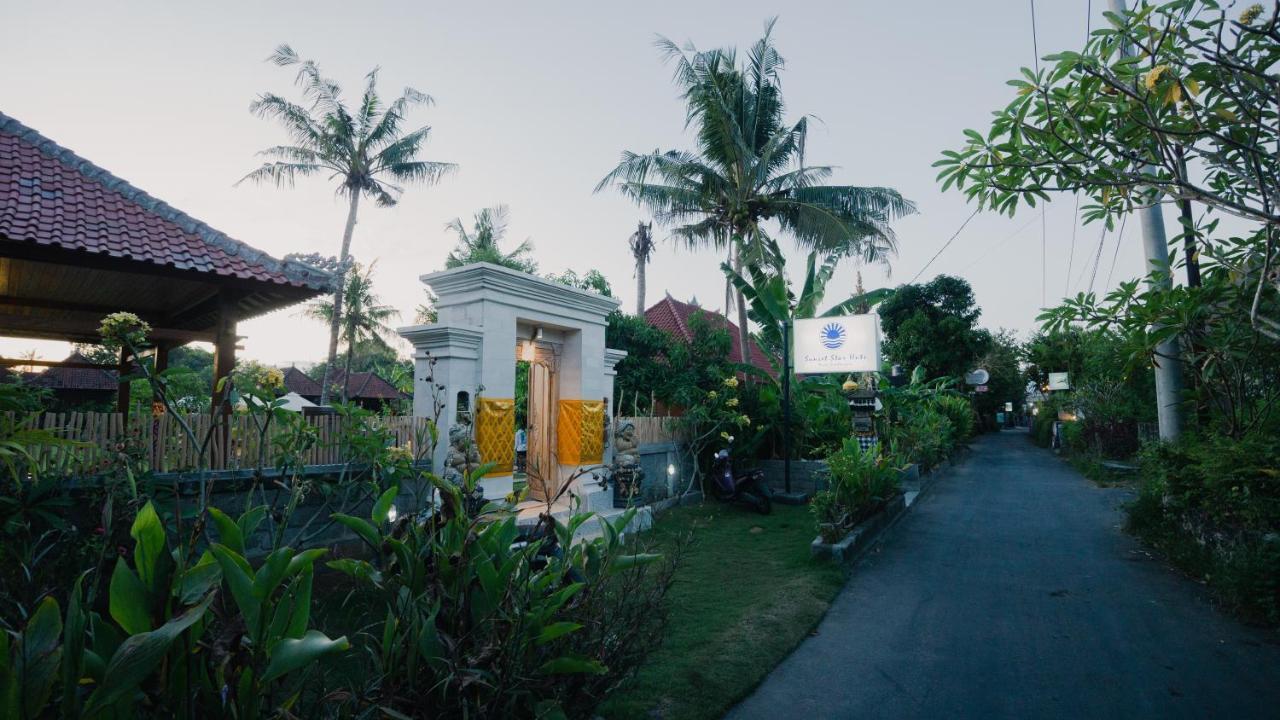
[177, 551, 223, 605]
[82, 593, 214, 716]
[210, 544, 261, 638]
[260, 630, 349, 683]
[108, 558, 151, 635]
[331, 513, 379, 550]
[4, 596, 62, 719]
[206, 507, 244, 556]
[129, 502, 167, 594]
[371, 485, 399, 526]
[252, 547, 294, 600]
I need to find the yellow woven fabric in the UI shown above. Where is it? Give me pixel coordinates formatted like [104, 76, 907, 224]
[476, 398, 515, 477]
[557, 399, 604, 465]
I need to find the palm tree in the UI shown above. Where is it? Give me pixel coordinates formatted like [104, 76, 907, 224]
[307, 262, 398, 403]
[597, 19, 915, 365]
[240, 44, 455, 405]
[444, 204, 537, 273]
[629, 221, 655, 314]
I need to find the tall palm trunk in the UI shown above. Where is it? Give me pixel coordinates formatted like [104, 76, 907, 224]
[733, 245, 752, 379]
[635, 254, 647, 315]
[342, 328, 355, 404]
[320, 192, 361, 405]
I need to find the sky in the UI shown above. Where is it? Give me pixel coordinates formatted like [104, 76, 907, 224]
[0, 0, 1164, 366]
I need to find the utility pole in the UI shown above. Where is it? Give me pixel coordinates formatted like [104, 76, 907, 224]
[1108, 0, 1184, 441]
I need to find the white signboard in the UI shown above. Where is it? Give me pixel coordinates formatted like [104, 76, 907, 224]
[1048, 372, 1070, 391]
[793, 315, 881, 374]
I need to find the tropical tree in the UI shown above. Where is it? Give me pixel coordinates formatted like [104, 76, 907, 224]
[307, 262, 398, 402]
[722, 237, 890, 364]
[241, 44, 455, 404]
[444, 204, 537, 273]
[598, 19, 915, 364]
[545, 268, 613, 297]
[877, 275, 992, 381]
[629, 221, 655, 314]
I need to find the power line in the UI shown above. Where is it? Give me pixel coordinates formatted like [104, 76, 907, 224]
[1030, 0, 1044, 305]
[909, 208, 980, 284]
[1065, 195, 1079, 297]
[1086, 223, 1108, 294]
[959, 213, 1040, 273]
[1105, 213, 1128, 290]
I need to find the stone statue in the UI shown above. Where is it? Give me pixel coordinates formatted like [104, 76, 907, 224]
[613, 421, 640, 469]
[443, 422, 482, 485]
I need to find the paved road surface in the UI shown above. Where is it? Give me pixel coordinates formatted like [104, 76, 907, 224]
[728, 429, 1280, 719]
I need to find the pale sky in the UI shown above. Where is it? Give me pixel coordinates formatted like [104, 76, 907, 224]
[0, 0, 1162, 365]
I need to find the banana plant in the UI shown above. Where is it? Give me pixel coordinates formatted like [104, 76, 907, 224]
[721, 236, 892, 368]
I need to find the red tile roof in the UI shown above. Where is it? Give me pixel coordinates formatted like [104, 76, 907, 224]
[30, 352, 118, 392]
[280, 366, 322, 397]
[644, 294, 776, 376]
[281, 366, 405, 401]
[0, 112, 329, 290]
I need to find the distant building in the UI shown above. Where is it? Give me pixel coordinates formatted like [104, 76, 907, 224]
[280, 366, 407, 411]
[644, 294, 776, 377]
[24, 351, 118, 410]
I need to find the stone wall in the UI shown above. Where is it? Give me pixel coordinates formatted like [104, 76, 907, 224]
[759, 459, 830, 496]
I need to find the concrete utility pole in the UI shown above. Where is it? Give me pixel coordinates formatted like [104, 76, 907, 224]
[1108, 0, 1185, 441]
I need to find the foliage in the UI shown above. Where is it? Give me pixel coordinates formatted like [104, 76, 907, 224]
[1129, 431, 1280, 625]
[1041, 263, 1279, 438]
[933, 394, 977, 443]
[444, 204, 537, 273]
[878, 275, 992, 381]
[546, 268, 614, 297]
[970, 329, 1026, 425]
[328, 471, 678, 718]
[936, 0, 1280, 338]
[598, 17, 914, 358]
[307, 261, 400, 402]
[606, 313, 675, 416]
[721, 236, 892, 364]
[877, 368, 966, 469]
[811, 438, 901, 543]
[243, 44, 454, 404]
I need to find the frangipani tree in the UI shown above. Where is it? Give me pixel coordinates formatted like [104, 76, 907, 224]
[935, 1, 1280, 338]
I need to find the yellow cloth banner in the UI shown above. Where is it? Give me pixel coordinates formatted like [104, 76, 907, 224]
[475, 397, 515, 477]
[557, 399, 605, 465]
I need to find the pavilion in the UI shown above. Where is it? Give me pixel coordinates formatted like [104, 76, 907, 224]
[0, 111, 331, 418]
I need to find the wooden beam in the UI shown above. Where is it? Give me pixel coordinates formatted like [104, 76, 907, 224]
[0, 357, 119, 370]
[0, 314, 216, 344]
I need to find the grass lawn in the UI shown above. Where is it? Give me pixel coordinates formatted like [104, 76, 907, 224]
[599, 502, 847, 720]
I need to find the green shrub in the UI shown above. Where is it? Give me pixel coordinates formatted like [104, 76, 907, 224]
[812, 438, 901, 542]
[888, 406, 953, 470]
[1127, 433, 1280, 626]
[932, 395, 976, 445]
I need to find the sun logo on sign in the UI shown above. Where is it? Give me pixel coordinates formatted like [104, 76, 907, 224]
[819, 322, 846, 350]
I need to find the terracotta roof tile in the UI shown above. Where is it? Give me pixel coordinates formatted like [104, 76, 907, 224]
[0, 112, 329, 290]
[644, 295, 777, 376]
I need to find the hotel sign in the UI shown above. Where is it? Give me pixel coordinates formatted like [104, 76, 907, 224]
[793, 315, 882, 374]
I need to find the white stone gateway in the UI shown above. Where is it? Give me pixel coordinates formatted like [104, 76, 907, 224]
[398, 263, 627, 510]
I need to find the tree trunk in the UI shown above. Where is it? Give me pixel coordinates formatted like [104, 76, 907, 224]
[733, 245, 752, 380]
[319, 192, 361, 405]
[635, 256, 646, 316]
[342, 329, 355, 404]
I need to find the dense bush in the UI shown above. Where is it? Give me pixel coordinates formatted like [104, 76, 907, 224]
[1128, 433, 1280, 626]
[932, 395, 976, 444]
[811, 437, 901, 543]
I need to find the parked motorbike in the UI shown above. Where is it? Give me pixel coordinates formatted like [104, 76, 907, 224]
[710, 437, 772, 514]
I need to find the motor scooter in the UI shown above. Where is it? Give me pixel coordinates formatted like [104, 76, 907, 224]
[710, 436, 772, 514]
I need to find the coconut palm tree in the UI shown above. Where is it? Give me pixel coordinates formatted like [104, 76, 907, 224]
[629, 221, 655, 315]
[241, 44, 455, 404]
[597, 19, 915, 364]
[307, 262, 398, 403]
[444, 204, 537, 273]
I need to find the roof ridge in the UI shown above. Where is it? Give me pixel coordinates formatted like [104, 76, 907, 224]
[0, 111, 330, 290]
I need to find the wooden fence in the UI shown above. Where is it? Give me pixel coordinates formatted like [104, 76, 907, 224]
[616, 416, 686, 446]
[6, 411, 432, 474]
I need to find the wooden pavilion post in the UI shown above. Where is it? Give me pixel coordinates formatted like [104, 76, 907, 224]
[211, 293, 237, 467]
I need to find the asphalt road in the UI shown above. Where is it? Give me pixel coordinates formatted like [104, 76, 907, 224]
[727, 429, 1280, 720]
